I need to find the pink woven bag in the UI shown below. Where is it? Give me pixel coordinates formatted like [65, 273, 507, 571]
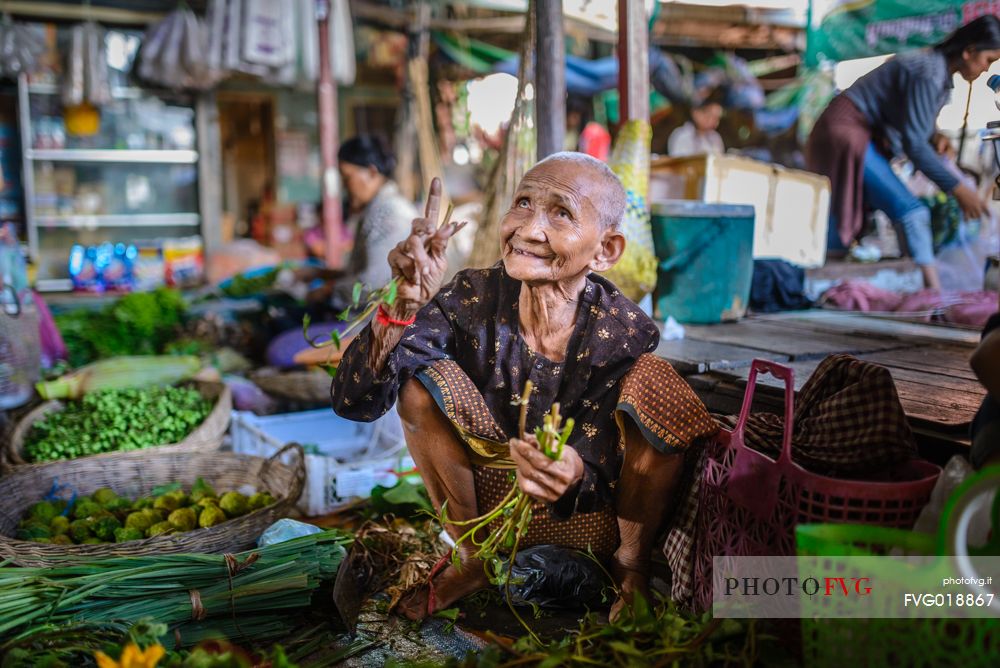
[690, 359, 941, 613]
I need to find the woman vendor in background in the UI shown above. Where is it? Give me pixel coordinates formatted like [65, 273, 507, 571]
[807, 16, 1000, 290]
[269, 136, 418, 368]
[305, 135, 418, 311]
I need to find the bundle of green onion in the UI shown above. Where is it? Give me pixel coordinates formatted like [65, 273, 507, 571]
[0, 530, 352, 647]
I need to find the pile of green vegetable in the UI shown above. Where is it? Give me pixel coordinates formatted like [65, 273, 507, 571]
[221, 267, 282, 298]
[16, 480, 276, 545]
[55, 288, 187, 367]
[388, 595, 776, 667]
[25, 386, 212, 462]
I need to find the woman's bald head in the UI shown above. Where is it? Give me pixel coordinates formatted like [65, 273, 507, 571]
[525, 152, 627, 231]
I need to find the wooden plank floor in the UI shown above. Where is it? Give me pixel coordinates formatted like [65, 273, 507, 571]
[655, 311, 985, 436]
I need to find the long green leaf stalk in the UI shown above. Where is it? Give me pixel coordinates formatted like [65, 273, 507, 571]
[302, 204, 455, 375]
[0, 531, 352, 647]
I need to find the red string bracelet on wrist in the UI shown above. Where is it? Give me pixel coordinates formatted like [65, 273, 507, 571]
[376, 303, 417, 327]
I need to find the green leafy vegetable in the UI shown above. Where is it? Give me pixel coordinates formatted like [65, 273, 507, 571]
[24, 387, 212, 462]
[55, 288, 187, 367]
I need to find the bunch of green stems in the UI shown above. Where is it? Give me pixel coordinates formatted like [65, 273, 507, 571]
[441, 380, 574, 582]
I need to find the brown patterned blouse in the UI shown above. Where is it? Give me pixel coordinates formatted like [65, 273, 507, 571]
[331, 263, 660, 516]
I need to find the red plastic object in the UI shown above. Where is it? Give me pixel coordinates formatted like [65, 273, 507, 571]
[688, 359, 942, 613]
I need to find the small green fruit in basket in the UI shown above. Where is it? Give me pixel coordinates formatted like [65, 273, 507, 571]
[114, 527, 145, 543]
[142, 508, 165, 524]
[17, 523, 50, 542]
[248, 492, 276, 511]
[132, 497, 153, 511]
[93, 488, 118, 506]
[124, 512, 152, 533]
[198, 504, 227, 529]
[168, 507, 197, 532]
[29, 537, 51, 543]
[28, 501, 59, 524]
[91, 516, 122, 542]
[105, 498, 133, 517]
[147, 521, 173, 538]
[81, 537, 102, 545]
[190, 477, 217, 503]
[49, 515, 71, 535]
[219, 492, 249, 518]
[50, 534, 74, 546]
[168, 490, 190, 507]
[73, 500, 102, 520]
[69, 519, 92, 542]
[196, 497, 220, 509]
[153, 495, 181, 512]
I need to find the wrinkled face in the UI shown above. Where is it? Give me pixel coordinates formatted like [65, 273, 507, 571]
[959, 47, 1000, 82]
[340, 162, 384, 211]
[500, 160, 609, 285]
[692, 103, 722, 132]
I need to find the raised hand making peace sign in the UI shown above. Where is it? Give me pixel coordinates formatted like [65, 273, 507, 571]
[385, 177, 467, 319]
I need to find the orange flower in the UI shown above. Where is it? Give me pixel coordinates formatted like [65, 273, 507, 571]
[94, 643, 165, 668]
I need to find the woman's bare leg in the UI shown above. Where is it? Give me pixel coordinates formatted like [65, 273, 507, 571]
[395, 379, 489, 620]
[610, 418, 684, 621]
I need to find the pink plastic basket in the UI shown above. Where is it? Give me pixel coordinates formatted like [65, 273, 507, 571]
[690, 359, 941, 613]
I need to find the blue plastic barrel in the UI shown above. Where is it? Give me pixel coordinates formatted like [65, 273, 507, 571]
[650, 201, 755, 324]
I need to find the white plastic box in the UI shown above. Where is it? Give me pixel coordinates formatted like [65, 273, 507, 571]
[231, 406, 411, 516]
[650, 154, 832, 268]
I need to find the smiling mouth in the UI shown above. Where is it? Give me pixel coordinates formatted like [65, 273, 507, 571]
[511, 248, 551, 260]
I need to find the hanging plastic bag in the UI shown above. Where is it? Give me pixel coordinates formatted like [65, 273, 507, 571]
[139, 7, 222, 90]
[0, 16, 46, 78]
[329, 0, 355, 85]
[242, 0, 294, 68]
[84, 21, 111, 106]
[62, 24, 85, 106]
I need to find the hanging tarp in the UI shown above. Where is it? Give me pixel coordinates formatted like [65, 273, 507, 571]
[432, 32, 514, 74]
[806, 0, 994, 66]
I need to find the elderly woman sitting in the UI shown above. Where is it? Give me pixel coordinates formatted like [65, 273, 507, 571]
[332, 152, 717, 619]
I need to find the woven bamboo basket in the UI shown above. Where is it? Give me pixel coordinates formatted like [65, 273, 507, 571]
[4, 380, 232, 468]
[0, 443, 306, 566]
[250, 368, 333, 405]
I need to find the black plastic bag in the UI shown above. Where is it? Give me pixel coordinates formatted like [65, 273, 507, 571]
[502, 545, 612, 610]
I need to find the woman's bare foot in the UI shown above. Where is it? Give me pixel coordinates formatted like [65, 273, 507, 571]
[397, 551, 491, 621]
[609, 555, 652, 622]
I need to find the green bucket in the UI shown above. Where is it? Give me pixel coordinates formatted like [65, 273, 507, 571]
[650, 201, 755, 324]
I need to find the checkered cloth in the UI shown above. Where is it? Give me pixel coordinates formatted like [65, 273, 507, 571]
[737, 353, 917, 477]
[664, 354, 918, 611]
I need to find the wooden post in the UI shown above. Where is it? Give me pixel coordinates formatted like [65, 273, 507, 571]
[617, 0, 649, 123]
[317, 0, 343, 268]
[534, 0, 565, 160]
[394, 2, 431, 201]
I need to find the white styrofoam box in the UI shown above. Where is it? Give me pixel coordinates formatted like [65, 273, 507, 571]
[650, 154, 831, 268]
[231, 406, 411, 516]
